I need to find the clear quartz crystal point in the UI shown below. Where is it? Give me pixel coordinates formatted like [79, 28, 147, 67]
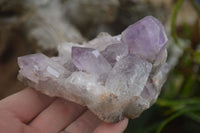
[106, 55, 152, 97]
[17, 16, 169, 123]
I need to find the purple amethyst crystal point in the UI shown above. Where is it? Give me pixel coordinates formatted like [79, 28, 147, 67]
[18, 53, 70, 83]
[72, 46, 112, 78]
[122, 16, 168, 62]
[101, 43, 128, 66]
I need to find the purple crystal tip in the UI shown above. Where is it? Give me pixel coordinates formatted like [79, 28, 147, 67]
[72, 46, 112, 77]
[122, 16, 168, 62]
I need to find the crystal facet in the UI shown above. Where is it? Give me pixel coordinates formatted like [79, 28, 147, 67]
[101, 43, 128, 66]
[106, 55, 152, 97]
[122, 16, 168, 62]
[17, 16, 169, 123]
[72, 46, 112, 78]
[18, 53, 70, 83]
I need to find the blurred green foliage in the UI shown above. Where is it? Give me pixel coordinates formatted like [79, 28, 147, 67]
[125, 0, 200, 132]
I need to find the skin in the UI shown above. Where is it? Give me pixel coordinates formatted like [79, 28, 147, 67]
[0, 87, 128, 133]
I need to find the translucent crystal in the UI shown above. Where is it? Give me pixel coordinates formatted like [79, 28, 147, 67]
[101, 43, 128, 66]
[85, 33, 121, 51]
[106, 55, 152, 98]
[72, 46, 112, 78]
[141, 63, 170, 105]
[153, 48, 167, 68]
[122, 16, 168, 62]
[18, 53, 70, 83]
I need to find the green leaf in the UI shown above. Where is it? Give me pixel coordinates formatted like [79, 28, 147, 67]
[156, 107, 200, 133]
[171, 0, 185, 48]
[185, 112, 200, 124]
[193, 50, 200, 64]
[181, 75, 196, 97]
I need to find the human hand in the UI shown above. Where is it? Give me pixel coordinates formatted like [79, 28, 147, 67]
[0, 87, 128, 133]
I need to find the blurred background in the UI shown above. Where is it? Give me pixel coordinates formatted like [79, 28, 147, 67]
[0, 0, 200, 132]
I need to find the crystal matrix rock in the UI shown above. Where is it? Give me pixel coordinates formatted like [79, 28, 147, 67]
[17, 16, 169, 123]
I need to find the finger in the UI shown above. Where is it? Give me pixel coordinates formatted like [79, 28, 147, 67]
[93, 118, 128, 133]
[62, 110, 101, 133]
[0, 87, 54, 123]
[0, 109, 38, 133]
[30, 98, 85, 133]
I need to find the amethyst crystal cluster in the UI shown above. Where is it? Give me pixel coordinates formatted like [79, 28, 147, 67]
[18, 16, 170, 123]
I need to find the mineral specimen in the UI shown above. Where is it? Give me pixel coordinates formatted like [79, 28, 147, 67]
[17, 16, 170, 123]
